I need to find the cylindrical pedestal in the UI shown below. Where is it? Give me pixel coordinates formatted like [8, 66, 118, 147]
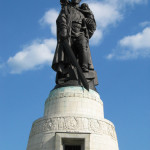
[27, 87, 119, 150]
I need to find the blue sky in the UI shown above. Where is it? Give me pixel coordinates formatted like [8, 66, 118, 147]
[0, 0, 150, 149]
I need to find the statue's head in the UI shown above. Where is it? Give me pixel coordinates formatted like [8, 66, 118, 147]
[60, 0, 69, 5]
[71, 0, 81, 4]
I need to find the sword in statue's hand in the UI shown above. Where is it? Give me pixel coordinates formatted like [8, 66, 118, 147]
[62, 39, 89, 91]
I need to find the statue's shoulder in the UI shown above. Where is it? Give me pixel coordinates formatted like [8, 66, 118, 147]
[57, 8, 66, 19]
[60, 3, 72, 15]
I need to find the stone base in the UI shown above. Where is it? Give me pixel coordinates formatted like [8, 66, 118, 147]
[27, 87, 119, 150]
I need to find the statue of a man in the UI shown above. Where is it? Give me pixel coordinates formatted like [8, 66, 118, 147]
[52, 0, 98, 91]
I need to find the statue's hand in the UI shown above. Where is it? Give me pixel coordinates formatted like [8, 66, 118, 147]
[59, 28, 68, 41]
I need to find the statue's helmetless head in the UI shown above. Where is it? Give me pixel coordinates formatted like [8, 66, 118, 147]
[60, 0, 69, 5]
[71, 0, 81, 4]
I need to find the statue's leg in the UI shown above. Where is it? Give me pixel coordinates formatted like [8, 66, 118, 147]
[76, 35, 89, 72]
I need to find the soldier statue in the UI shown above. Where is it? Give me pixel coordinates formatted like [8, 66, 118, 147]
[52, 0, 98, 91]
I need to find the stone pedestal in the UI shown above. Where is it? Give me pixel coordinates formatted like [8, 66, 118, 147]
[27, 87, 119, 150]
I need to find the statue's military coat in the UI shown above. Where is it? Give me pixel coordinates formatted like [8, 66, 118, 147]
[52, 4, 98, 86]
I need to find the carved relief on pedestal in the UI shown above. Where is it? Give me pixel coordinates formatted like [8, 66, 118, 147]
[30, 116, 117, 141]
[46, 90, 103, 105]
[65, 117, 78, 130]
[90, 119, 102, 132]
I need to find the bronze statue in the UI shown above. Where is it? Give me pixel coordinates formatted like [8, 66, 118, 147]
[52, 0, 98, 91]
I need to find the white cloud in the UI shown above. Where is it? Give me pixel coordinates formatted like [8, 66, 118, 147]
[39, 1, 122, 46]
[40, 1, 122, 45]
[5, 9, 58, 74]
[3, 0, 148, 74]
[106, 27, 150, 59]
[6, 3, 123, 74]
[104, 0, 147, 6]
[86, 1, 122, 45]
[86, 0, 146, 45]
[122, 0, 147, 5]
[120, 27, 150, 49]
[90, 29, 103, 45]
[40, 9, 59, 36]
[88, 2, 122, 29]
[7, 38, 56, 74]
[140, 21, 150, 27]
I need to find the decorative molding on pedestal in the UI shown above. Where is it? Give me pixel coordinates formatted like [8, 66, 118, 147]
[46, 87, 103, 105]
[29, 116, 117, 141]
